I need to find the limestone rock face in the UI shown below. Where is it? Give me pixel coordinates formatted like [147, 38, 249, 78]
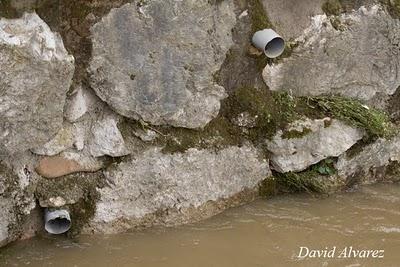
[89, 0, 236, 129]
[261, 0, 324, 39]
[0, 197, 14, 247]
[0, 13, 75, 156]
[0, 160, 37, 247]
[87, 145, 271, 233]
[263, 5, 400, 102]
[336, 136, 400, 180]
[266, 118, 364, 173]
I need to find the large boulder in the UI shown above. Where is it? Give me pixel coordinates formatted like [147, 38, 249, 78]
[86, 145, 271, 233]
[0, 13, 75, 156]
[263, 5, 400, 103]
[266, 118, 364, 173]
[88, 0, 236, 129]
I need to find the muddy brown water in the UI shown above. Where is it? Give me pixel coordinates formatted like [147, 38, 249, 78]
[0, 184, 399, 267]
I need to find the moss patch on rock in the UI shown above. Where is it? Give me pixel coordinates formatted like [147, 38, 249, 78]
[322, 0, 343, 16]
[300, 96, 394, 140]
[145, 87, 394, 155]
[260, 159, 337, 196]
[35, 172, 106, 236]
[282, 128, 312, 139]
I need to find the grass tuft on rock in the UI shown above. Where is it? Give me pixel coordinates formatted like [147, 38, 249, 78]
[300, 96, 393, 139]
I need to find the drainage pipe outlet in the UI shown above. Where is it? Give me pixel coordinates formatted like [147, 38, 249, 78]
[252, 29, 285, 58]
[44, 209, 71, 234]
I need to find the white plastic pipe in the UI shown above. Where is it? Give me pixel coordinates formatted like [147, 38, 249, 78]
[44, 209, 71, 234]
[252, 29, 285, 58]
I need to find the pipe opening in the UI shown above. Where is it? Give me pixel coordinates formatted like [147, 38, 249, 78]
[264, 37, 285, 58]
[44, 209, 71, 235]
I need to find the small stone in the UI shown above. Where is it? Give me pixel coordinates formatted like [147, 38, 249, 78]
[133, 128, 158, 142]
[88, 114, 129, 157]
[231, 112, 257, 128]
[31, 123, 75, 156]
[35, 152, 104, 178]
[48, 196, 67, 208]
[64, 86, 99, 123]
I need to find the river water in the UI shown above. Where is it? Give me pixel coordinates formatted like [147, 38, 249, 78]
[0, 184, 399, 267]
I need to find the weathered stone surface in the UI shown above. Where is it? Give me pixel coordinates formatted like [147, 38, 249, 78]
[0, 160, 37, 247]
[87, 145, 270, 233]
[266, 118, 364, 173]
[0, 13, 75, 156]
[336, 136, 400, 179]
[0, 197, 14, 247]
[261, 0, 324, 39]
[88, 113, 129, 157]
[263, 5, 400, 103]
[31, 122, 76, 156]
[64, 86, 100, 123]
[89, 0, 236, 128]
[35, 152, 104, 178]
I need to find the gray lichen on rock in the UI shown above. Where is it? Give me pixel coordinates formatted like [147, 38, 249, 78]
[0, 13, 75, 156]
[86, 145, 271, 233]
[263, 5, 400, 104]
[266, 118, 364, 173]
[88, 0, 237, 129]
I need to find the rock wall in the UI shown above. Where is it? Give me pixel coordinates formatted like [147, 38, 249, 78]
[0, 0, 400, 247]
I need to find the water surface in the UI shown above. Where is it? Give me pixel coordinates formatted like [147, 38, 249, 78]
[1, 184, 399, 267]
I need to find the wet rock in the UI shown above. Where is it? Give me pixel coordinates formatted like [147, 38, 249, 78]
[88, 113, 129, 157]
[266, 118, 364, 173]
[87, 145, 270, 233]
[263, 5, 400, 103]
[336, 136, 400, 180]
[0, 13, 75, 156]
[89, 0, 236, 128]
[35, 152, 104, 179]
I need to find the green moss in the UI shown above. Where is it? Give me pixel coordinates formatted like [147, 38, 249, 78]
[385, 160, 400, 182]
[0, 0, 18, 18]
[299, 96, 394, 140]
[161, 117, 243, 154]
[222, 87, 298, 142]
[35, 172, 106, 236]
[381, 0, 400, 18]
[274, 171, 328, 194]
[322, 0, 343, 16]
[282, 128, 312, 139]
[248, 0, 272, 33]
[258, 177, 278, 198]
